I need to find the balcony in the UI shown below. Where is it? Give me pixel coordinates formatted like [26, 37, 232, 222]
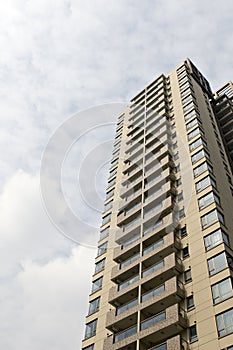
[106, 277, 185, 332]
[117, 202, 142, 226]
[108, 253, 183, 305]
[112, 231, 180, 282]
[114, 212, 177, 261]
[118, 274, 139, 291]
[103, 304, 187, 350]
[144, 154, 172, 177]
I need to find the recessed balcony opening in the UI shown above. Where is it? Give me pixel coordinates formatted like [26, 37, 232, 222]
[110, 311, 138, 334]
[141, 282, 165, 303]
[143, 231, 164, 250]
[114, 323, 138, 343]
[113, 263, 139, 284]
[142, 259, 164, 279]
[114, 241, 140, 263]
[116, 226, 141, 249]
[118, 272, 139, 291]
[121, 183, 143, 201]
[115, 297, 138, 316]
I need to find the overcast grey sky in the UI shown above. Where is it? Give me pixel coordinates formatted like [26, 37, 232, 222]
[0, 1, 232, 349]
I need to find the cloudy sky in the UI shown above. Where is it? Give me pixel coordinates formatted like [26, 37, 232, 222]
[0, 1, 232, 349]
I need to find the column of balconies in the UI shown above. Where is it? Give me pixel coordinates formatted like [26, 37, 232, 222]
[103, 303, 187, 350]
[103, 78, 186, 350]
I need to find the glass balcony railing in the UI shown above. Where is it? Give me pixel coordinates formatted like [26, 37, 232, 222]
[141, 311, 166, 330]
[124, 176, 142, 188]
[141, 284, 165, 302]
[144, 188, 163, 203]
[124, 187, 142, 201]
[122, 234, 141, 249]
[118, 275, 139, 291]
[114, 325, 137, 343]
[120, 253, 140, 269]
[125, 202, 141, 216]
[116, 298, 138, 315]
[143, 239, 163, 255]
[142, 260, 164, 278]
[143, 219, 163, 236]
[122, 216, 141, 232]
[143, 203, 162, 219]
[145, 174, 162, 188]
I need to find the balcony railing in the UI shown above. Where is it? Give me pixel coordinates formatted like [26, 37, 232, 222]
[142, 260, 164, 278]
[116, 297, 138, 315]
[114, 325, 137, 343]
[121, 234, 140, 249]
[118, 275, 139, 291]
[122, 216, 141, 232]
[143, 203, 162, 219]
[143, 239, 163, 255]
[144, 187, 163, 203]
[120, 253, 140, 269]
[143, 219, 163, 236]
[141, 311, 166, 330]
[141, 284, 165, 302]
[125, 188, 142, 201]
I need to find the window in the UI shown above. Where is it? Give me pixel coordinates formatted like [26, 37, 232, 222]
[195, 176, 216, 193]
[97, 241, 108, 256]
[216, 308, 233, 337]
[107, 177, 116, 189]
[181, 87, 193, 98]
[179, 75, 188, 85]
[187, 295, 195, 310]
[182, 94, 193, 105]
[189, 324, 198, 343]
[82, 345, 94, 350]
[182, 246, 189, 259]
[178, 192, 183, 201]
[106, 188, 114, 200]
[103, 200, 113, 212]
[186, 118, 201, 130]
[91, 277, 103, 293]
[184, 269, 192, 283]
[177, 64, 186, 74]
[150, 343, 167, 350]
[183, 101, 196, 112]
[181, 226, 187, 238]
[198, 192, 220, 210]
[184, 108, 198, 121]
[179, 207, 185, 218]
[191, 149, 209, 164]
[212, 278, 233, 304]
[84, 319, 97, 339]
[188, 127, 203, 141]
[180, 81, 191, 91]
[102, 213, 111, 226]
[201, 209, 224, 229]
[99, 227, 109, 241]
[176, 177, 182, 186]
[189, 137, 207, 152]
[204, 229, 229, 251]
[193, 162, 213, 178]
[94, 258, 105, 274]
[173, 152, 179, 160]
[88, 297, 100, 315]
[208, 252, 228, 275]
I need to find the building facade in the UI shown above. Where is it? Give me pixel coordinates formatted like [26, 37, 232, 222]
[82, 59, 233, 350]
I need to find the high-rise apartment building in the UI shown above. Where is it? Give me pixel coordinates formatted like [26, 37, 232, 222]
[82, 59, 233, 350]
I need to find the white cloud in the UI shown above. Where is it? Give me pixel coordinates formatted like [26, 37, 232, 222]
[0, 0, 232, 349]
[0, 246, 94, 350]
[0, 170, 95, 349]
